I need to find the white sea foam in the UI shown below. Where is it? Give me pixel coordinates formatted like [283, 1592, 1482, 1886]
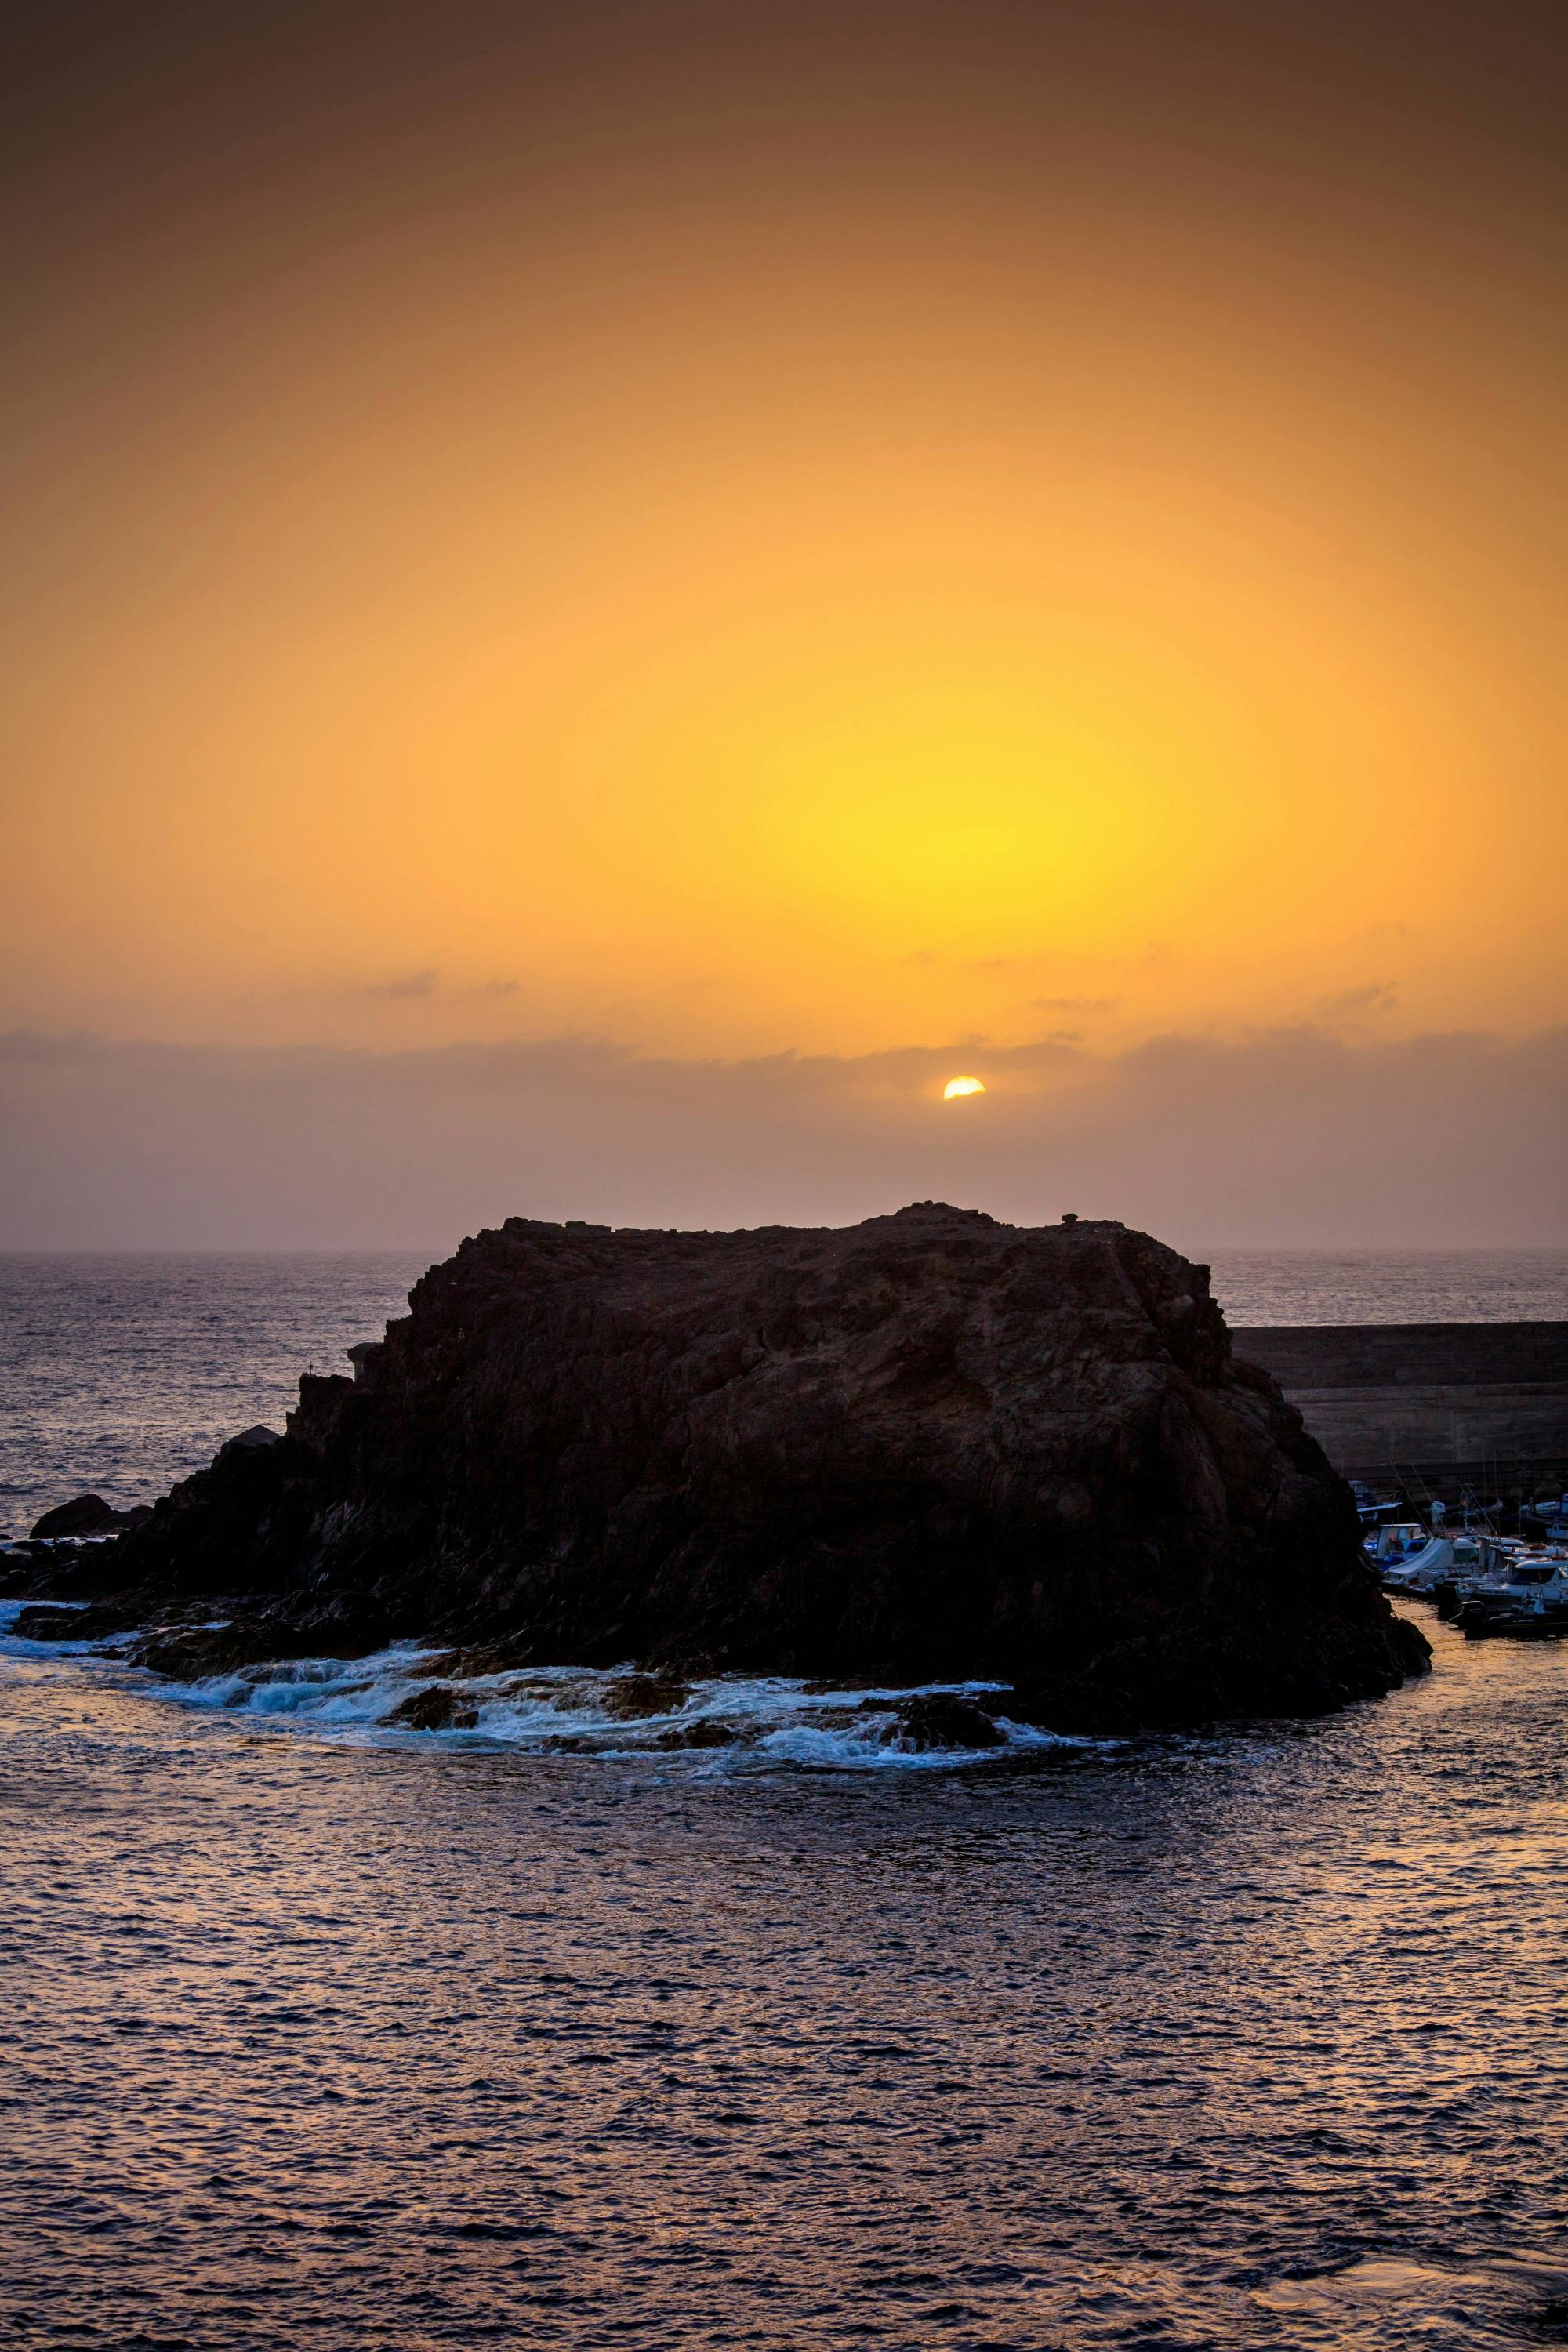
[154, 1644, 1082, 1772]
[0, 1598, 1087, 1769]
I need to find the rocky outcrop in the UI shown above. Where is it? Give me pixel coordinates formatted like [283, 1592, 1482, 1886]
[28, 1494, 151, 1541]
[23, 1205, 1428, 1730]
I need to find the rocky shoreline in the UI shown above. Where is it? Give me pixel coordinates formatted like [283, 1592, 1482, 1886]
[3, 1204, 1429, 1735]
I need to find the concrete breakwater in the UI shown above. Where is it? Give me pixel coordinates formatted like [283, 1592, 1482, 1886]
[1234, 1323, 1568, 1494]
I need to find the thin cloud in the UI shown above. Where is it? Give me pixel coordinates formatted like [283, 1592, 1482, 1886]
[1318, 979, 1399, 1020]
[367, 968, 441, 1000]
[364, 971, 519, 1003]
[1, 1023, 1563, 1250]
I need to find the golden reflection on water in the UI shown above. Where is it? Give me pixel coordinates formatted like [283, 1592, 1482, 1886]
[1, 1605, 1566, 2350]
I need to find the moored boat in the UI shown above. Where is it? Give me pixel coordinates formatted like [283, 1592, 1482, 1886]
[1447, 1537, 1568, 1638]
[1368, 1522, 1432, 1583]
[1379, 1534, 1483, 1599]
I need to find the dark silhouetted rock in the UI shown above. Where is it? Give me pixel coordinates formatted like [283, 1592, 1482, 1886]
[30, 1495, 117, 1540]
[66, 1204, 1428, 1730]
[27, 1496, 151, 1543]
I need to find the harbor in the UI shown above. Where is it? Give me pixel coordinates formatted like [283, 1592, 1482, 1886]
[1234, 1321, 1568, 1641]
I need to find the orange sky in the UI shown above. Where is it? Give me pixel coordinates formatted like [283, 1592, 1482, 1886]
[2, 2, 1565, 1091]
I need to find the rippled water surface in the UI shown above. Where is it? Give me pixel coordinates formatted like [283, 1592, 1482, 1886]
[5, 1247, 1568, 2347]
[0, 1253, 424, 1535]
[2, 1607, 1566, 2351]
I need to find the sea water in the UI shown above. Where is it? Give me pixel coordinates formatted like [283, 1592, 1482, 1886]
[2, 1249, 1567, 2349]
[2, 1605, 1566, 2351]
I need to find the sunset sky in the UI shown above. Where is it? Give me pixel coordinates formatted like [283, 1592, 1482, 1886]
[3, 1, 1564, 1245]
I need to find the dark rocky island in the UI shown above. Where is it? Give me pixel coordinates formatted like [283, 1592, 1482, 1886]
[13, 1205, 1428, 1732]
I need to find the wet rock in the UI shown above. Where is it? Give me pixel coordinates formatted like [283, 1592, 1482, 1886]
[127, 1597, 394, 1681]
[448, 1636, 538, 1678]
[98, 1203, 1431, 1731]
[12, 1602, 136, 1643]
[1, 1538, 137, 1600]
[132, 1619, 295, 1679]
[653, 1717, 739, 1749]
[885, 1693, 1007, 1750]
[388, 1683, 478, 1730]
[601, 1672, 691, 1719]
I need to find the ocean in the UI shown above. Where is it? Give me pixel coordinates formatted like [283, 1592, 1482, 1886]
[2, 1247, 1567, 2350]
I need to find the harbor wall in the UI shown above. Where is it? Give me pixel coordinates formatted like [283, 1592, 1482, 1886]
[1232, 1323, 1568, 1494]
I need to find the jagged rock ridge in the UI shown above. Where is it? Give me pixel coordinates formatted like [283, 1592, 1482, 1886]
[31, 1204, 1429, 1730]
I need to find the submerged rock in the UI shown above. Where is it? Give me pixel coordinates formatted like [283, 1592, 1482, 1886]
[61, 1204, 1428, 1730]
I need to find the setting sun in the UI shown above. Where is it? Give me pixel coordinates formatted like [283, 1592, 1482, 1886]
[942, 1076, 986, 1100]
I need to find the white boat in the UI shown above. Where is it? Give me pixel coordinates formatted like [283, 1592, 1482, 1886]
[1379, 1534, 1483, 1595]
[1367, 1522, 1430, 1578]
[1446, 1537, 1568, 1635]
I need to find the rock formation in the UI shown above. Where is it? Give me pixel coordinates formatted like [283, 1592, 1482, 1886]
[28, 1494, 151, 1541]
[15, 1205, 1428, 1730]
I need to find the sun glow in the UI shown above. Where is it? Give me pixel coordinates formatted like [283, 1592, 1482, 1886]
[0, 5, 1563, 1072]
[943, 1076, 986, 1100]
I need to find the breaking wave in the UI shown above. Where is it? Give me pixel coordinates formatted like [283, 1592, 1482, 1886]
[0, 1598, 1083, 1771]
[167, 1649, 1080, 1771]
